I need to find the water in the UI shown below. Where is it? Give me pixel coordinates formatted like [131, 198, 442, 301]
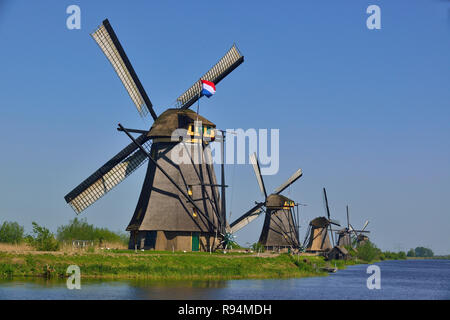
[1, 260, 449, 300]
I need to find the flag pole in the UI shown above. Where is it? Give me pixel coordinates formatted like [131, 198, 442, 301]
[196, 79, 201, 117]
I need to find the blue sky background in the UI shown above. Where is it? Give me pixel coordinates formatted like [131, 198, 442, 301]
[0, 0, 449, 253]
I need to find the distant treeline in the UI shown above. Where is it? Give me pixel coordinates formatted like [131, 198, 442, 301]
[407, 247, 434, 258]
[344, 242, 407, 262]
[0, 218, 128, 251]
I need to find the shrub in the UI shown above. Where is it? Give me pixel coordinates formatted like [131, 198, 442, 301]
[356, 241, 381, 262]
[397, 251, 407, 259]
[27, 222, 60, 251]
[0, 221, 24, 244]
[407, 248, 415, 257]
[251, 242, 265, 253]
[57, 218, 128, 245]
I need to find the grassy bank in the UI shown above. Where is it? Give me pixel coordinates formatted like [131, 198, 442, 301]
[0, 251, 352, 280]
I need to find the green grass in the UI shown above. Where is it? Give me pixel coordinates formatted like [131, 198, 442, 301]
[0, 245, 402, 281]
[0, 251, 335, 280]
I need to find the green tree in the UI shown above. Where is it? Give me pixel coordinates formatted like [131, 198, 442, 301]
[407, 248, 415, 257]
[0, 221, 24, 244]
[356, 241, 381, 262]
[27, 222, 60, 251]
[415, 247, 434, 257]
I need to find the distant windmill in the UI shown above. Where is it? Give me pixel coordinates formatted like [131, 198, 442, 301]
[336, 205, 370, 248]
[228, 153, 303, 251]
[349, 220, 370, 247]
[335, 205, 352, 247]
[64, 19, 244, 252]
[302, 188, 340, 252]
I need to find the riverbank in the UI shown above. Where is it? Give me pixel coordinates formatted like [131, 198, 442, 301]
[0, 250, 362, 280]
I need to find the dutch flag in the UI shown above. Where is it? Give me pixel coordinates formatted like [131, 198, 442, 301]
[200, 80, 216, 98]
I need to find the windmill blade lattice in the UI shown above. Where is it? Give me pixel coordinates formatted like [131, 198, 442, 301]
[91, 19, 157, 120]
[175, 44, 244, 110]
[64, 134, 152, 214]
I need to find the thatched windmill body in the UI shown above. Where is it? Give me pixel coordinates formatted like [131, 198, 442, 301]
[336, 205, 352, 247]
[229, 153, 303, 251]
[64, 19, 244, 252]
[303, 188, 340, 253]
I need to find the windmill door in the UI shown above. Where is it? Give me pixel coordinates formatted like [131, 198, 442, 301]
[192, 232, 200, 251]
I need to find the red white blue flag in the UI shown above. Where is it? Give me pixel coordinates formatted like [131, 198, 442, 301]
[200, 80, 216, 98]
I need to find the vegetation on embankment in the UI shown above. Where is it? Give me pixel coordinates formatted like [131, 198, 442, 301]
[345, 241, 407, 263]
[0, 244, 410, 280]
[6, 246, 384, 280]
[0, 251, 334, 280]
[406, 246, 434, 258]
[0, 219, 127, 252]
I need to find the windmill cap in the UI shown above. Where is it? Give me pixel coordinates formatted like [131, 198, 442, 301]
[266, 194, 295, 209]
[147, 109, 216, 138]
[310, 216, 330, 228]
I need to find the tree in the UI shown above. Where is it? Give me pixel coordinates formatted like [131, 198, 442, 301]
[356, 241, 382, 262]
[407, 248, 415, 257]
[415, 246, 434, 257]
[0, 221, 24, 244]
[27, 222, 60, 251]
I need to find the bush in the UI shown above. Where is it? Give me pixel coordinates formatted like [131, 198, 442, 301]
[251, 242, 265, 253]
[27, 222, 60, 251]
[57, 218, 128, 245]
[398, 251, 407, 259]
[0, 221, 24, 244]
[356, 241, 381, 262]
[407, 248, 415, 257]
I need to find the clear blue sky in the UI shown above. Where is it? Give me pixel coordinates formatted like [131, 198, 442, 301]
[0, 0, 449, 253]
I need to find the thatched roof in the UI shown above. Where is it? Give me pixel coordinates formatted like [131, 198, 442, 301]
[309, 216, 330, 228]
[148, 109, 216, 138]
[266, 194, 294, 209]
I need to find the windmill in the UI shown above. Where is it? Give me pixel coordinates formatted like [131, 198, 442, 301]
[64, 19, 244, 252]
[302, 188, 340, 253]
[336, 205, 352, 247]
[336, 205, 370, 248]
[349, 220, 370, 247]
[228, 153, 303, 251]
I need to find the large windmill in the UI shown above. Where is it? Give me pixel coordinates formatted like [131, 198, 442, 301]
[302, 188, 340, 253]
[336, 205, 370, 248]
[64, 19, 244, 252]
[228, 153, 303, 251]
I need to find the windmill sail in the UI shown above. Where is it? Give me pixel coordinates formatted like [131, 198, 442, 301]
[229, 154, 303, 239]
[91, 19, 157, 120]
[175, 44, 244, 110]
[250, 153, 267, 199]
[229, 203, 264, 234]
[273, 169, 303, 195]
[64, 134, 152, 214]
